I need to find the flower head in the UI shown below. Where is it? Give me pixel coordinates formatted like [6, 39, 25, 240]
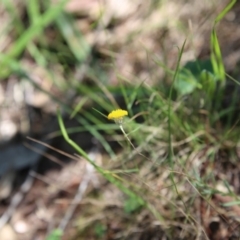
[108, 109, 128, 124]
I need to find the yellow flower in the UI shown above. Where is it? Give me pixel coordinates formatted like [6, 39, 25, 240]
[108, 109, 128, 123]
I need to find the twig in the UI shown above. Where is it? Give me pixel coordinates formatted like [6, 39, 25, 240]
[57, 148, 99, 232]
[0, 166, 36, 229]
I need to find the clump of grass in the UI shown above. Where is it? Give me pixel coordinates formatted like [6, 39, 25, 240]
[2, 0, 240, 238]
[59, 1, 240, 238]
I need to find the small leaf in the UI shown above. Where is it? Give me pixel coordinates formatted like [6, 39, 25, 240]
[46, 229, 63, 240]
[174, 69, 200, 96]
[124, 196, 144, 213]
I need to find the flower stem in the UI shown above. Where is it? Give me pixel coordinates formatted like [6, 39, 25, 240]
[119, 124, 136, 149]
[119, 124, 150, 161]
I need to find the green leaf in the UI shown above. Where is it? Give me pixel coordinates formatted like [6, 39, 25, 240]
[222, 201, 240, 207]
[46, 229, 63, 240]
[174, 69, 200, 96]
[94, 223, 107, 238]
[124, 196, 144, 214]
[174, 59, 216, 96]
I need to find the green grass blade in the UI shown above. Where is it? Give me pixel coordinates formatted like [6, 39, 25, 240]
[210, 29, 225, 82]
[167, 40, 187, 209]
[27, 43, 47, 67]
[27, 0, 40, 24]
[0, 0, 68, 78]
[56, 13, 90, 63]
[222, 201, 240, 207]
[92, 108, 108, 119]
[168, 39, 186, 167]
[210, 0, 236, 82]
[77, 84, 114, 112]
[215, 0, 237, 24]
[70, 97, 88, 119]
[127, 80, 145, 115]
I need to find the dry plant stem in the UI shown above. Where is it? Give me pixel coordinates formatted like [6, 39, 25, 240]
[119, 124, 150, 161]
[119, 124, 135, 149]
[58, 174, 91, 232]
[58, 149, 99, 232]
[27, 137, 80, 162]
[0, 166, 36, 229]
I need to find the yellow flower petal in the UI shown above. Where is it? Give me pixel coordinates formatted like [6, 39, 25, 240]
[108, 109, 128, 120]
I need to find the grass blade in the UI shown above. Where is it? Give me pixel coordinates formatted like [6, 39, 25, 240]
[56, 13, 90, 63]
[215, 0, 237, 24]
[210, 0, 236, 83]
[0, 0, 68, 78]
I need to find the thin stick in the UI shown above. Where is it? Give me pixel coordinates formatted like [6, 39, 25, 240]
[58, 149, 99, 231]
[0, 166, 36, 229]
